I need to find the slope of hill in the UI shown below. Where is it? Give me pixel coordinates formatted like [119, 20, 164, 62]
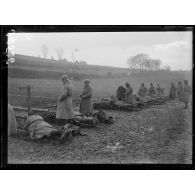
[8, 68, 106, 80]
[10, 54, 128, 76]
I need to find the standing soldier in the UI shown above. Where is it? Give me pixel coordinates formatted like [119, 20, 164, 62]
[169, 83, 177, 99]
[148, 83, 156, 97]
[183, 80, 191, 109]
[56, 75, 74, 125]
[156, 83, 162, 96]
[177, 81, 183, 101]
[125, 82, 135, 105]
[138, 83, 147, 97]
[80, 79, 93, 115]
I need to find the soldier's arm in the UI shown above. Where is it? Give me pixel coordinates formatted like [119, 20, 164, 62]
[59, 88, 68, 101]
[82, 87, 92, 98]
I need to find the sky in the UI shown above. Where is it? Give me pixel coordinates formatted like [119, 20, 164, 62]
[8, 31, 192, 70]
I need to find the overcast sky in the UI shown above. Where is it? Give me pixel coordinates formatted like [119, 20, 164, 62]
[8, 31, 192, 70]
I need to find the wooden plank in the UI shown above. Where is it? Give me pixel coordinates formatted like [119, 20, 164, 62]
[16, 115, 27, 119]
[13, 106, 49, 112]
[8, 93, 58, 99]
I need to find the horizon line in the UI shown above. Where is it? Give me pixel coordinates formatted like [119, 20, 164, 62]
[13, 53, 192, 71]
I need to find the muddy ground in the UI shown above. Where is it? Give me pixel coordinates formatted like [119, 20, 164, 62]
[8, 100, 192, 164]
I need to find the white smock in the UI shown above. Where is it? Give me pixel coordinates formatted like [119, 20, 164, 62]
[8, 104, 17, 136]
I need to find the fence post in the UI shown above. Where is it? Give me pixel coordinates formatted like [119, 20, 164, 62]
[18, 85, 32, 116]
[26, 85, 32, 116]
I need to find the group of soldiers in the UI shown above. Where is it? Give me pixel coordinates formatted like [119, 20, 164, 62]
[116, 82, 164, 105]
[138, 83, 164, 97]
[169, 80, 192, 109]
[8, 74, 192, 135]
[116, 80, 192, 109]
[56, 75, 93, 126]
[55, 75, 192, 126]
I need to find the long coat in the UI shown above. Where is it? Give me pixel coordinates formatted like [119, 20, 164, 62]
[80, 86, 93, 115]
[56, 83, 74, 119]
[156, 86, 161, 96]
[169, 86, 177, 99]
[125, 86, 134, 104]
[138, 86, 147, 97]
[183, 85, 191, 103]
[148, 86, 156, 97]
[177, 85, 183, 101]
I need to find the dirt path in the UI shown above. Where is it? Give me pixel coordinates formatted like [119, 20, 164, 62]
[8, 100, 192, 164]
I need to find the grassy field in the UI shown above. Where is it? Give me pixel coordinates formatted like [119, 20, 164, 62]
[8, 70, 192, 107]
[7, 66, 192, 164]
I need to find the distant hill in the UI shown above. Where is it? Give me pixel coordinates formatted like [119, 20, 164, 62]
[9, 54, 128, 76]
[8, 54, 192, 83]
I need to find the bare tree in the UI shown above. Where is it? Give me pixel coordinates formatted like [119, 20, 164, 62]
[41, 44, 49, 59]
[165, 65, 171, 71]
[56, 48, 64, 60]
[143, 58, 151, 70]
[153, 59, 161, 70]
[127, 54, 162, 71]
[127, 56, 138, 72]
[136, 53, 149, 70]
[127, 53, 150, 71]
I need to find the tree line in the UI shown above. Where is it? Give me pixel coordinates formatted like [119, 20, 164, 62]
[127, 53, 171, 72]
[39, 45, 171, 71]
